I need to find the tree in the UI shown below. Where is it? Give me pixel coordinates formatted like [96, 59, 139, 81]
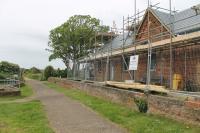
[0, 61, 20, 74]
[53, 68, 68, 78]
[44, 66, 54, 80]
[30, 67, 41, 73]
[47, 15, 109, 69]
[60, 68, 68, 78]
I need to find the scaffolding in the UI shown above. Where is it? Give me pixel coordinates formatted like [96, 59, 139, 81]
[73, 1, 200, 92]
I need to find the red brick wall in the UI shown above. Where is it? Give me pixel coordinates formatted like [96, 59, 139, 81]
[136, 11, 170, 43]
[111, 57, 123, 81]
[94, 44, 200, 91]
[135, 53, 148, 82]
[173, 45, 200, 90]
[95, 60, 104, 81]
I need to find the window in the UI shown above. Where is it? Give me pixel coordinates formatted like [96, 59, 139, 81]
[97, 61, 102, 72]
[151, 53, 156, 70]
[123, 56, 130, 71]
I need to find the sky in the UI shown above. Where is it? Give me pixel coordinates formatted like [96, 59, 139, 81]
[0, 0, 199, 69]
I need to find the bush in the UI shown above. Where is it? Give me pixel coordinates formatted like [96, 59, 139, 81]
[54, 68, 68, 78]
[134, 97, 148, 113]
[0, 72, 13, 79]
[0, 73, 6, 79]
[44, 66, 54, 80]
[0, 61, 20, 74]
[61, 69, 68, 78]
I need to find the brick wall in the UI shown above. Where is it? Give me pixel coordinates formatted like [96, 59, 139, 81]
[111, 57, 122, 81]
[49, 77, 200, 125]
[136, 11, 170, 43]
[93, 44, 200, 91]
[95, 59, 106, 81]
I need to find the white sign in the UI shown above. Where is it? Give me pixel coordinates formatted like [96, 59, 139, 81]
[129, 55, 139, 70]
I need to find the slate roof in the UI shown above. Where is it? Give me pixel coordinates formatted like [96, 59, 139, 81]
[97, 32, 133, 53]
[98, 4, 200, 53]
[152, 4, 200, 34]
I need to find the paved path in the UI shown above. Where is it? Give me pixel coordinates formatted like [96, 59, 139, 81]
[26, 80, 127, 133]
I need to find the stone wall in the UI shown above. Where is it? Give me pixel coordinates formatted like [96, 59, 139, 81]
[48, 77, 200, 125]
[0, 86, 20, 96]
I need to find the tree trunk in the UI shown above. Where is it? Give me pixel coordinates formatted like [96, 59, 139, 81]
[63, 59, 70, 79]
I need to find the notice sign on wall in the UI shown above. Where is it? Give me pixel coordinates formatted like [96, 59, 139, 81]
[129, 55, 139, 70]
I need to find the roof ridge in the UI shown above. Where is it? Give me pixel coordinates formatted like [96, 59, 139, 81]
[173, 3, 200, 14]
[151, 8, 170, 15]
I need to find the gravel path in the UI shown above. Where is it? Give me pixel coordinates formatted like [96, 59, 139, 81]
[26, 79, 127, 133]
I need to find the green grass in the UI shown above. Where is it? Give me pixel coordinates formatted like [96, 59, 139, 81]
[0, 84, 53, 133]
[0, 101, 54, 133]
[44, 81, 200, 133]
[20, 84, 33, 97]
[0, 84, 33, 102]
[25, 73, 42, 81]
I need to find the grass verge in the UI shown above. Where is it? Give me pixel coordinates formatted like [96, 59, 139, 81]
[0, 101, 54, 133]
[25, 73, 42, 81]
[44, 81, 200, 133]
[0, 84, 54, 133]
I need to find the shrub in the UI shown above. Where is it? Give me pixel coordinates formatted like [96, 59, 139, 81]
[54, 68, 68, 78]
[0, 61, 20, 74]
[134, 97, 148, 113]
[0, 72, 13, 79]
[44, 66, 54, 80]
[0, 73, 6, 79]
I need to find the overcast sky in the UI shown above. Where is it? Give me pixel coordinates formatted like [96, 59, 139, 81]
[0, 0, 199, 69]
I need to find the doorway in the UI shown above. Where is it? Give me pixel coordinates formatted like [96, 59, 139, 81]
[110, 62, 114, 81]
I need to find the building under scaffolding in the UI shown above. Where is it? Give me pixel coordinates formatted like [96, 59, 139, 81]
[73, 3, 200, 92]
